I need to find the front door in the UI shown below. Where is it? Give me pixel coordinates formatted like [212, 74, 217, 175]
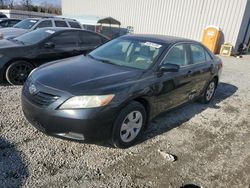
[34, 30, 81, 65]
[151, 44, 197, 115]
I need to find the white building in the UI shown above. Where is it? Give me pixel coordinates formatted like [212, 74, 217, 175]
[62, 0, 250, 52]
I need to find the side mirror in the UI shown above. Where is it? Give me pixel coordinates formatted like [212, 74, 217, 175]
[159, 63, 180, 73]
[44, 42, 55, 48]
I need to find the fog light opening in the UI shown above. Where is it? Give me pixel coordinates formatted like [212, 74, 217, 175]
[57, 132, 85, 141]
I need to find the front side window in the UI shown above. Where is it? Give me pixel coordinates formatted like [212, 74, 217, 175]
[90, 38, 166, 70]
[50, 31, 79, 47]
[163, 44, 188, 66]
[36, 20, 53, 29]
[190, 44, 206, 64]
[55, 21, 68, 27]
[14, 19, 38, 29]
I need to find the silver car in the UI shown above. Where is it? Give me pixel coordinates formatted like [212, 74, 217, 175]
[0, 17, 83, 39]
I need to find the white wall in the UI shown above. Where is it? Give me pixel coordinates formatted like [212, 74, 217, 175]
[62, 0, 249, 50]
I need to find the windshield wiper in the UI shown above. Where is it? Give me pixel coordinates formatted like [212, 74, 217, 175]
[87, 54, 116, 65]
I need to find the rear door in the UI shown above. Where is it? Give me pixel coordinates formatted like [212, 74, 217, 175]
[187, 43, 213, 96]
[79, 31, 106, 55]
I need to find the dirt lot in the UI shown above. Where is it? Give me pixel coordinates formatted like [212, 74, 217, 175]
[0, 55, 250, 188]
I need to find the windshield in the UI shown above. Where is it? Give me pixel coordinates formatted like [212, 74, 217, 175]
[14, 19, 38, 29]
[14, 29, 56, 45]
[89, 38, 166, 70]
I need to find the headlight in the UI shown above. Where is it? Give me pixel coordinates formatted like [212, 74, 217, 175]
[59, 95, 115, 109]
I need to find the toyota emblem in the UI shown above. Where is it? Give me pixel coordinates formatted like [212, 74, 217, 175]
[29, 84, 38, 95]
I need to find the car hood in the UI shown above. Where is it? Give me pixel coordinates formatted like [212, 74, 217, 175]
[31, 56, 144, 95]
[0, 27, 28, 39]
[0, 39, 22, 49]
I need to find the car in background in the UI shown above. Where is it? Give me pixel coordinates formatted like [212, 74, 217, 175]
[0, 27, 109, 85]
[0, 18, 21, 28]
[0, 12, 7, 18]
[21, 34, 223, 148]
[0, 17, 84, 39]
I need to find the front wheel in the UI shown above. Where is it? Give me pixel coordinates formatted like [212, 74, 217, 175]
[200, 79, 217, 104]
[112, 101, 146, 148]
[5, 61, 34, 85]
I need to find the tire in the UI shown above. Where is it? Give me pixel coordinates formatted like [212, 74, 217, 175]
[200, 79, 217, 104]
[5, 61, 34, 85]
[112, 101, 147, 148]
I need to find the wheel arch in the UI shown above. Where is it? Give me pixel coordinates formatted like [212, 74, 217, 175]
[3, 58, 35, 80]
[131, 97, 151, 127]
[213, 75, 219, 88]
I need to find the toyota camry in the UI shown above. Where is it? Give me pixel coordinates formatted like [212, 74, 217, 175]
[22, 34, 223, 148]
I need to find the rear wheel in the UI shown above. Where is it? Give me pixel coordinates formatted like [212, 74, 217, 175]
[112, 101, 146, 148]
[200, 79, 217, 104]
[5, 61, 34, 85]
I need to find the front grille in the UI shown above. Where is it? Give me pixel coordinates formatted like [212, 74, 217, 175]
[23, 83, 60, 107]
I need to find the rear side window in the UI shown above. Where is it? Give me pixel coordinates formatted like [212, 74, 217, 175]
[163, 44, 188, 66]
[205, 50, 213, 61]
[68, 21, 81, 28]
[36, 20, 53, 29]
[190, 44, 206, 64]
[50, 31, 79, 47]
[55, 20, 68, 27]
[80, 31, 103, 46]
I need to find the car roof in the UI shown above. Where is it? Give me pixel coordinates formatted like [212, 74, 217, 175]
[0, 18, 21, 21]
[37, 27, 83, 32]
[121, 34, 197, 45]
[24, 17, 79, 22]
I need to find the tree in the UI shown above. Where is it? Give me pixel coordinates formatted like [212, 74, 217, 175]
[8, 0, 14, 9]
[0, 0, 14, 9]
[21, 0, 32, 11]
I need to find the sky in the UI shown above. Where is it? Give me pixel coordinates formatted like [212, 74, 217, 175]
[20, 0, 61, 6]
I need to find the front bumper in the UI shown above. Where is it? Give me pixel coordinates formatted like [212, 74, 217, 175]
[21, 84, 119, 143]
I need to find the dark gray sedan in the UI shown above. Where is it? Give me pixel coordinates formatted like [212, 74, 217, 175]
[22, 34, 223, 148]
[0, 27, 108, 85]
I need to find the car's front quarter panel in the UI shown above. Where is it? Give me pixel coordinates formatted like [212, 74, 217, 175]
[0, 53, 11, 82]
[22, 78, 120, 142]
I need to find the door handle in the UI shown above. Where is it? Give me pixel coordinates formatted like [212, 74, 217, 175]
[72, 50, 79, 54]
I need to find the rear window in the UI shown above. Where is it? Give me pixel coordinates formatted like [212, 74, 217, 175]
[68, 21, 81, 28]
[55, 21, 68, 27]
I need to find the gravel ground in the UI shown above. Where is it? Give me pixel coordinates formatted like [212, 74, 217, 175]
[0, 55, 250, 188]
